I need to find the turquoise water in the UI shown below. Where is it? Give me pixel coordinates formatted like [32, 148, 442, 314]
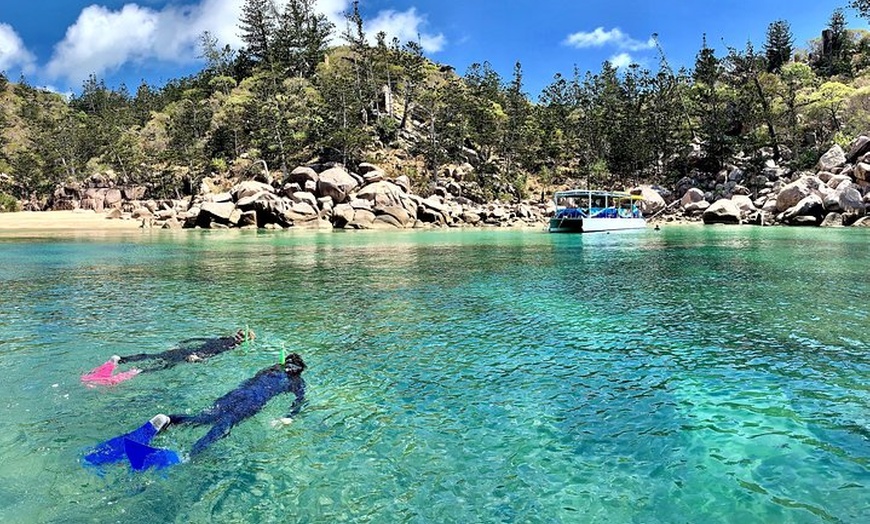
[0, 226, 868, 523]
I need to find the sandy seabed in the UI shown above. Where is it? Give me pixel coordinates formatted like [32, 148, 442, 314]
[0, 210, 143, 231]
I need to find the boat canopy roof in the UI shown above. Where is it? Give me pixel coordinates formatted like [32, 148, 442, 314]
[553, 189, 644, 200]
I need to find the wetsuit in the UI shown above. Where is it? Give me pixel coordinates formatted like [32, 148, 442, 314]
[117, 335, 243, 372]
[168, 362, 306, 456]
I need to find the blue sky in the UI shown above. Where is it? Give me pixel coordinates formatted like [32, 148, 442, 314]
[0, 0, 863, 97]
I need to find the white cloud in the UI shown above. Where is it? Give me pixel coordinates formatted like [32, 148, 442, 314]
[564, 27, 654, 52]
[43, 0, 445, 84]
[45, 0, 244, 83]
[365, 8, 446, 53]
[608, 53, 634, 68]
[318, 0, 352, 27]
[0, 22, 36, 73]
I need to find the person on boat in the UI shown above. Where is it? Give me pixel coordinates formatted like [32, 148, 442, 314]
[166, 352, 306, 456]
[117, 328, 255, 371]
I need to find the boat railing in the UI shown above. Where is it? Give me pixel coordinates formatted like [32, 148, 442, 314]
[556, 206, 642, 219]
[555, 208, 587, 219]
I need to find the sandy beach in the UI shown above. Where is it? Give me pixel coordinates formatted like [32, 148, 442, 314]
[0, 210, 143, 231]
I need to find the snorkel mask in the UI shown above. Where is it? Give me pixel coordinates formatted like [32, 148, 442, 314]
[281, 350, 306, 374]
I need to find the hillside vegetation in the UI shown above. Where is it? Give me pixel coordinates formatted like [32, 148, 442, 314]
[1, 2, 870, 209]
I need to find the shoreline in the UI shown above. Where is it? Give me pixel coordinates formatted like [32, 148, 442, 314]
[0, 210, 144, 231]
[0, 209, 700, 233]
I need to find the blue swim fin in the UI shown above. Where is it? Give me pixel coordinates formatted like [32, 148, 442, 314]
[124, 439, 181, 471]
[83, 414, 170, 466]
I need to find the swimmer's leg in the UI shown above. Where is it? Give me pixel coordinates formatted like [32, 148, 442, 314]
[138, 359, 181, 373]
[117, 353, 153, 364]
[168, 412, 215, 426]
[190, 420, 233, 456]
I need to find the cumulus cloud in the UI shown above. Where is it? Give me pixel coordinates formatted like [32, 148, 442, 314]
[45, 0, 244, 83]
[564, 27, 654, 52]
[44, 0, 445, 83]
[318, 0, 352, 27]
[0, 22, 36, 73]
[608, 53, 634, 68]
[315, 1, 444, 51]
[365, 8, 445, 53]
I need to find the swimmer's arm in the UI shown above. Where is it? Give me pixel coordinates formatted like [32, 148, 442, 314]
[287, 380, 305, 418]
[272, 380, 305, 427]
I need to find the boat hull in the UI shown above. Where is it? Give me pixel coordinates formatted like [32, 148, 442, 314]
[548, 217, 646, 233]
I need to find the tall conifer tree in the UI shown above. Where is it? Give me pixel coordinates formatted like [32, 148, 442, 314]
[764, 20, 794, 73]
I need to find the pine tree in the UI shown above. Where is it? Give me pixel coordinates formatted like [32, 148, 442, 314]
[726, 42, 780, 160]
[397, 40, 426, 130]
[273, 0, 333, 78]
[199, 31, 236, 79]
[503, 61, 530, 185]
[764, 20, 794, 73]
[537, 73, 573, 180]
[690, 35, 731, 169]
[829, 9, 852, 77]
[239, 0, 277, 65]
[463, 62, 506, 169]
[341, 1, 376, 125]
[693, 35, 720, 86]
[815, 9, 853, 77]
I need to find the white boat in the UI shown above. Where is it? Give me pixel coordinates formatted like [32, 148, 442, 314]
[548, 189, 646, 233]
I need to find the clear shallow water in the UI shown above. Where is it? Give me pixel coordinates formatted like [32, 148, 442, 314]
[0, 226, 868, 523]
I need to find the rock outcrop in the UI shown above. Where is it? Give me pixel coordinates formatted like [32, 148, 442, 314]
[657, 139, 869, 228]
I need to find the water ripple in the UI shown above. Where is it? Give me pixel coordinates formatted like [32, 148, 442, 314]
[0, 228, 868, 522]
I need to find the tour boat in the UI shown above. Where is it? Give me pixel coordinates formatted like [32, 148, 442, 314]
[548, 189, 646, 233]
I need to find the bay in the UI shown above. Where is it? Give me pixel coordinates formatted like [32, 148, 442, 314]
[0, 226, 868, 523]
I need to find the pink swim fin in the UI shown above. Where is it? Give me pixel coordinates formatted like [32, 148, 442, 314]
[81, 356, 141, 386]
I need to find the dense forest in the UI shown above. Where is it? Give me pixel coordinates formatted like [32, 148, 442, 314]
[1, 0, 870, 212]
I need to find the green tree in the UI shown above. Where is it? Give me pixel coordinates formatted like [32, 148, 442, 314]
[239, 0, 277, 66]
[164, 89, 212, 173]
[764, 20, 794, 73]
[397, 40, 427, 131]
[502, 61, 533, 186]
[645, 66, 693, 181]
[273, 0, 333, 78]
[315, 48, 371, 165]
[725, 42, 780, 160]
[199, 31, 236, 79]
[690, 35, 733, 169]
[463, 62, 506, 169]
[536, 73, 575, 182]
[805, 81, 856, 143]
[244, 74, 320, 170]
[132, 81, 161, 126]
[70, 75, 139, 180]
[815, 9, 852, 77]
[770, 62, 816, 165]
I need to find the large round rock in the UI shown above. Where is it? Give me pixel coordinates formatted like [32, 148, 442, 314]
[317, 167, 359, 203]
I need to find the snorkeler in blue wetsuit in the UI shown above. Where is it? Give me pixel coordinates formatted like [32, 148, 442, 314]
[84, 353, 306, 470]
[117, 329, 256, 371]
[167, 352, 306, 456]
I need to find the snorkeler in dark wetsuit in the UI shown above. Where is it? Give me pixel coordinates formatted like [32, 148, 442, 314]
[114, 329, 256, 372]
[163, 353, 306, 456]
